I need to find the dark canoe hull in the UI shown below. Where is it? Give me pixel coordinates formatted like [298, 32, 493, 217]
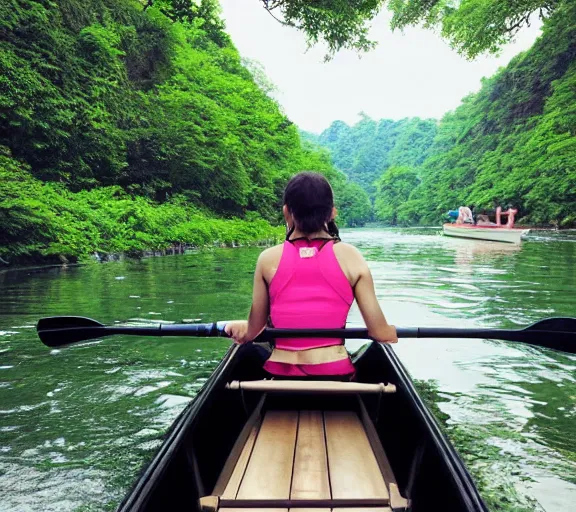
[118, 342, 488, 512]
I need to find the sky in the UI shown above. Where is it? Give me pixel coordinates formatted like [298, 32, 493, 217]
[219, 1, 543, 133]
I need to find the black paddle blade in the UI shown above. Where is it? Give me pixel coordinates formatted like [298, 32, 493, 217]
[526, 317, 576, 332]
[37, 316, 106, 347]
[519, 317, 576, 353]
[37, 316, 104, 331]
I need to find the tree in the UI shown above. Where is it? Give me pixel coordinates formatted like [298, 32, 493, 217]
[142, 0, 229, 45]
[402, 1, 576, 227]
[262, 0, 564, 59]
[241, 58, 279, 97]
[374, 166, 420, 225]
[334, 181, 373, 227]
[142, 1, 566, 59]
[388, 0, 562, 58]
[260, 0, 382, 57]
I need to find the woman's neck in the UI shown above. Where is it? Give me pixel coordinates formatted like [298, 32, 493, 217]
[289, 227, 330, 240]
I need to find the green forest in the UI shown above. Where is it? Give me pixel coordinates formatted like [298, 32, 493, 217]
[309, 2, 576, 227]
[1, 0, 575, 265]
[0, 0, 367, 264]
[303, 115, 438, 197]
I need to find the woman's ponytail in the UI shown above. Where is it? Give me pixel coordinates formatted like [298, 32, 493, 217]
[327, 220, 340, 241]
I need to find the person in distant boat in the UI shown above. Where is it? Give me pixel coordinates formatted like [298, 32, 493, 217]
[225, 172, 397, 378]
[447, 209, 459, 222]
[456, 206, 474, 224]
[475, 208, 496, 225]
[475, 214, 492, 225]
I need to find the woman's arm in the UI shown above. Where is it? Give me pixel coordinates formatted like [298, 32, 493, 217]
[354, 267, 398, 342]
[333, 243, 397, 343]
[225, 252, 270, 343]
[245, 254, 270, 340]
[339, 246, 396, 343]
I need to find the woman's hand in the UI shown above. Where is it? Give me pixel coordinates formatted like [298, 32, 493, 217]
[225, 321, 249, 344]
[371, 324, 398, 344]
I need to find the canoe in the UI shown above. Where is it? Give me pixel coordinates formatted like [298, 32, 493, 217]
[117, 341, 488, 512]
[443, 223, 529, 243]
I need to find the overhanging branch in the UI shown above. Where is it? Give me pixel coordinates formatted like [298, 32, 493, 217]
[260, 0, 294, 27]
[504, 11, 532, 35]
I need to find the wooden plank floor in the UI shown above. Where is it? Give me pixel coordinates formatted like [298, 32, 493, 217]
[291, 411, 330, 512]
[219, 410, 392, 512]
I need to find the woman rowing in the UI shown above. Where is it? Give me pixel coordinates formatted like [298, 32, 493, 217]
[225, 172, 397, 378]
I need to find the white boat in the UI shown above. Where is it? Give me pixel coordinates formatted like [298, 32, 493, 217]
[442, 223, 530, 243]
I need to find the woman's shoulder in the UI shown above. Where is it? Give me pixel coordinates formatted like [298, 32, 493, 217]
[257, 243, 284, 264]
[257, 243, 285, 283]
[332, 241, 365, 260]
[332, 241, 369, 285]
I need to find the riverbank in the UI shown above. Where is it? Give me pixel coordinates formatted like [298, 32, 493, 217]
[1, 173, 283, 267]
[0, 217, 283, 267]
[0, 239, 279, 275]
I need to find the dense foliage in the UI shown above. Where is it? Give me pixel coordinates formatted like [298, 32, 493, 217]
[0, 0, 361, 262]
[335, 181, 373, 227]
[308, 115, 437, 196]
[0, 0, 303, 216]
[387, 0, 561, 59]
[259, 0, 383, 57]
[0, 151, 282, 262]
[398, 2, 576, 227]
[374, 166, 420, 225]
[294, 142, 375, 228]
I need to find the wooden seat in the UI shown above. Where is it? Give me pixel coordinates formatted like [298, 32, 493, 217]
[205, 409, 408, 512]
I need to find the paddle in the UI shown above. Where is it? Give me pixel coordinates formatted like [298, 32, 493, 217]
[37, 316, 576, 353]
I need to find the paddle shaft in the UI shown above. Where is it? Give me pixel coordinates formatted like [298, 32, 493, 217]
[265, 327, 573, 352]
[56, 324, 222, 337]
[38, 318, 575, 353]
[43, 325, 569, 338]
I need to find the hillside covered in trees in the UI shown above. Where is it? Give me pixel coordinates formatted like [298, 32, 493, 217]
[397, 1, 576, 227]
[309, 2, 576, 227]
[304, 116, 438, 197]
[0, 0, 367, 263]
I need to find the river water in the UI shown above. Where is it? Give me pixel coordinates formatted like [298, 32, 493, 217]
[0, 228, 575, 511]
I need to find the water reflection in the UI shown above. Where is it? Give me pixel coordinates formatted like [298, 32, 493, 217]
[450, 239, 522, 269]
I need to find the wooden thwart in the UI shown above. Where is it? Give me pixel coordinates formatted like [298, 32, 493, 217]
[202, 498, 391, 509]
[226, 380, 396, 394]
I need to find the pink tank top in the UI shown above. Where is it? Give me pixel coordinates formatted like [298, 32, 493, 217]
[264, 239, 355, 377]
